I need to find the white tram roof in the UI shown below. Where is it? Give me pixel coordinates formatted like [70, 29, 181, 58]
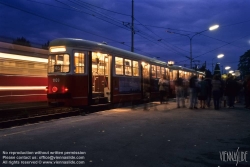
[50, 38, 167, 66]
[169, 65, 196, 73]
[169, 65, 205, 75]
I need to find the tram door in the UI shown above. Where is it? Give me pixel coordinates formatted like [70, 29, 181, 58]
[142, 62, 150, 99]
[91, 52, 111, 104]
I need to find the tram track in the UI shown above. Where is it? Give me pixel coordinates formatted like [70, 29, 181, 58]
[0, 102, 114, 129]
[0, 106, 83, 129]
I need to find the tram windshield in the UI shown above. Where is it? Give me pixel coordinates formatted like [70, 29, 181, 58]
[48, 54, 70, 73]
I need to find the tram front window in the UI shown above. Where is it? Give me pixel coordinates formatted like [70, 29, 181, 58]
[48, 54, 70, 73]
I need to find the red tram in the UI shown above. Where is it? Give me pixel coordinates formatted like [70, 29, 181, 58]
[47, 38, 204, 107]
[0, 41, 48, 105]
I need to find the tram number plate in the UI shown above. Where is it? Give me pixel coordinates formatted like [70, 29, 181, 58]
[54, 64, 61, 72]
[53, 78, 60, 82]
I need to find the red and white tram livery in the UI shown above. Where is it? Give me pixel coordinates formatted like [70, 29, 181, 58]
[47, 38, 204, 107]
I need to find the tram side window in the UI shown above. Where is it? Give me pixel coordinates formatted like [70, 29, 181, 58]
[115, 57, 123, 75]
[165, 68, 170, 79]
[125, 59, 132, 76]
[133, 61, 139, 76]
[179, 70, 184, 78]
[48, 54, 69, 73]
[173, 70, 178, 80]
[161, 67, 165, 77]
[0, 59, 47, 76]
[156, 66, 161, 78]
[74, 52, 85, 74]
[151, 65, 156, 78]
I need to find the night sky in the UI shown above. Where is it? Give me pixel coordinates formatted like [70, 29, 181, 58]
[1, 0, 250, 72]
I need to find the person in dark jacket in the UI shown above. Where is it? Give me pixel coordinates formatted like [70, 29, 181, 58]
[198, 77, 208, 108]
[224, 74, 238, 108]
[243, 75, 250, 108]
[204, 76, 212, 108]
[220, 79, 226, 108]
[211, 74, 221, 110]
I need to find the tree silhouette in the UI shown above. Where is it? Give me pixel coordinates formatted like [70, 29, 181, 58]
[12, 37, 31, 47]
[238, 50, 250, 77]
[42, 40, 50, 50]
[198, 63, 206, 72]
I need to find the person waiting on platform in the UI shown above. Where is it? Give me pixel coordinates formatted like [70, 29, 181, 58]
[189, 75, 198, 109]
[224, 74, 238, 108]
[197, 77, 208, 109]
[174, 77, 185, 108]
[211, 74, 222, 110]
[158, 75, 168, 104]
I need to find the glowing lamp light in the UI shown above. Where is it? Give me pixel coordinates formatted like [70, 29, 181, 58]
[50, 46, 66, 53]
[64, 87, 69, 92]
[229, 70, 234, 73]
[52, 86, 58, 93]
[225, 66, 231, 70]
[168, 61, 174, 66]
[209, 24, 219, 31]
[0, 52, 47, 63]
[217, 54, 224, 58]
[0, 86, 47, 90]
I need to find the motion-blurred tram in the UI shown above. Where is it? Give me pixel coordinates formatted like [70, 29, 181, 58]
[47, 38, 204, 107]
[0, 41, 48, 105]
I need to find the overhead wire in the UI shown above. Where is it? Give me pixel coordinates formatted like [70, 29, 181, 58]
[193, 33, 250, 59]
[67, 0, 189, 57]
[55, 0, 131, 31]
[133, 18, 189, 56]
[2, 0, 250, 64]
[0, 1, 127, 45]
[73, 0, 131, 16]
[54, 0, 191, 58]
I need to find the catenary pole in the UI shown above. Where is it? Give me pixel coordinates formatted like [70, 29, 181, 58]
[131, 0, 134, 52]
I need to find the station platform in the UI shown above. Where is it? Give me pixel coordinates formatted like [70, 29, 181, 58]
[1, 100, 249, 166]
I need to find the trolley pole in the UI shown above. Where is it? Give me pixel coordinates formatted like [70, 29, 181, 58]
[131, 0, 134, 52]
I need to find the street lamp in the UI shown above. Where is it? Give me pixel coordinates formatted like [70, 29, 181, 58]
[212, 54, 224, 73]
[209, 25, 219, 31]
[166, 24, 219, 69]
[225, 66, 231, 70]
